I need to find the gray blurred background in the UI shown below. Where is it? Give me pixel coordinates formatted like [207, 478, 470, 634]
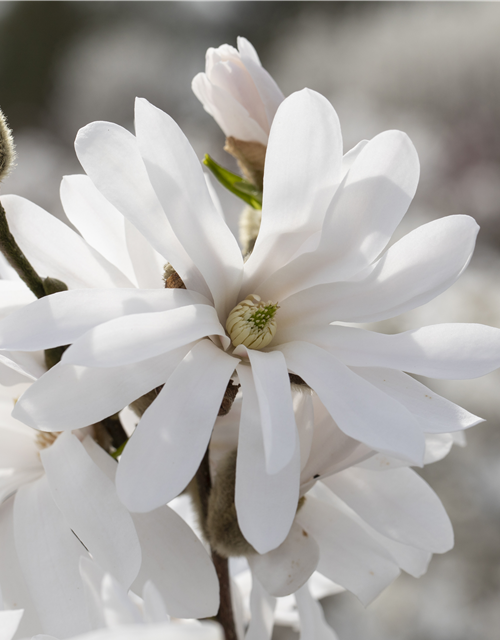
[1, 2, 500, 639]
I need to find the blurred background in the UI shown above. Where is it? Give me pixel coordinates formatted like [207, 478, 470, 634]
[1, 2, 500, 639]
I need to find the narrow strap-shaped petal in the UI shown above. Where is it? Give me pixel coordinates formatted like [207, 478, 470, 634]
[13, 477, 91, 637]
[61, 304, 227, 368]
[116, 340, 237, 512]
[246, 349, 297, 474]
[0, 280, 35, 320]
[235, 364, 300, 554]
[74, 120, 208, 297]
[0, 288, 208, 351]
[247, 521, 319, 597]
[277, 214, 479, 327]
[242, 90, 342, 295]
[1, 195, 134, 289]
[296, 495, 400, 606]
[244, 576, 276, 640]
[290, 323, 500, 380]
[41, 433, 142, 589]
[0, 608, 24, 640]
[135, 98, 243, 318]
[13, 345, 192, 431]
[323, 466, 453, 553]
[294, 583, 339, 640]
[351, 367, 482, 432]
[277, 341, 425, 465]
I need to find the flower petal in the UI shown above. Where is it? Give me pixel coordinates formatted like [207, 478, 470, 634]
[0, 609, 24, 640]
[246, 349, 297, 474]
[41, 433, 142, 588]
[62, 304, 227, 368]
[13, 476, 91, 637]
[323, 466, 453, 553]
[135, 98, 243, 317]
[117, 340, 237, 512]
[243, 89, 342, 294]
[1, 195, 133, 289]
[244, 576, 276, 640]
[247, 521, 319, 597]
[13, 346, 192, 431]
[296, 495, 400, 606]
[277, 341, 425, 465]
[74, 120, 207, 297]
[294, 584, 339, 640]
[235, 365, 300, 554]
[0, 288, 208, 351]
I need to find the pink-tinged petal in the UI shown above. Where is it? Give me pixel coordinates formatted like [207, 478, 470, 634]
[60, 175, 136, 284]
[41, 433, 142, 589]
[294, 584, 339, 640]
[278, 215, 478, 326]
[277, 342, 425, 465]
[351, 367, 482, 433]
[13, 346, 192, 431]
[62, 304, 226, 368]
[235, 365, 300, 554]
[74, 121, 208, 298]
[237, 37, 285, 129]
[0, 609, 24, 640]
[1, 195, 133, 289]
[135, 98, 243, 318]
[0, 288, 208, 351]
[192, 73, 268, 144]
[323, 467, 453, 553]
[245, 576, 276, 640]
[248, 521, 319, 597]
[296, 495, 400, 606]
[0, 499, 41, 637]
[243, 90, 342, 294]
[117, 340, 237, 512]
[13, 477, 91, 637]
[294, 323, 500, 380]
[131, 506, 219, 619]
[246, 350, 297, 474]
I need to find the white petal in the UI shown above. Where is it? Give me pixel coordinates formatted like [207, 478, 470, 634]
[366, 533, 431, 578]
[323, 466, 453, 553]
[296, 495, 400, 605]
[0, 288, 208, 351]
[100, 573, 142, 628]
[13, 476, 91, 637]
[124, 219, 165, 289]
[351, 367, 482, 432]
[1, 195, 133, 289]
[79, 557, 108, 630]
[244, 576, 276, 640]
[60, 175, 137, 283]
[41, 433, 142, 588]
[248, 521, 319, 597]
[0, 280, 35, 320]
[0, 609, 24, 640]
[62, 304, 226, 368]
[277, 342, 425, 465]
[235, 365, 300, 554]
[116, 340, 237, 512]
[299, 323, 500, 380]
[74, 121, 207, 297]
[135, 98, 243, 317]
[246, 350, 297, 474]
[243, 90, 342, 294]
[13, 346, 192, 431]
[279, 214, 479, 328]
[295, 584, 339, 640]
[142, 581, 169, 624]
[131, 506, 219, 619]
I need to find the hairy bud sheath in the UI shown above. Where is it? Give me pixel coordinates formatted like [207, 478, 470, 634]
[0, 109, 15, 183]
[226, 294, 278, 350]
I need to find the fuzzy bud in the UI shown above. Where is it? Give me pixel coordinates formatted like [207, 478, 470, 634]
[226, 294, 278, 350]
[0, 109, 15, 184]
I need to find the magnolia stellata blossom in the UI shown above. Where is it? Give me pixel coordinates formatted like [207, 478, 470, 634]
[192, 37, 284, 146]
[0, 382, 218, 639]
[0, 89, 496, 560]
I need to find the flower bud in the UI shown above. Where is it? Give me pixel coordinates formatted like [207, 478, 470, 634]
[0, 109, 15, 184]
[226, 294, 278, 350]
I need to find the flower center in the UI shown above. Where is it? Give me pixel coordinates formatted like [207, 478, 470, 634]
[226, 294, 279, 350]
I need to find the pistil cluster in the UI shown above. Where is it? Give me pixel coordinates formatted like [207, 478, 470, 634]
[226, 293, 279, 349]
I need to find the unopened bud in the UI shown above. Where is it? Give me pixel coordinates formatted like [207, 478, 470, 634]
[0, 109, 15, 184]
[226, 294, 278, 350]
[224, 137, 266, 190]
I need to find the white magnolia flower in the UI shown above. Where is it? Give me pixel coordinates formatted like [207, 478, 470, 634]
[0, 384, 218, 639]
[0, 89, 496, 559]
[192, 37, 284, 145]
[0, 582, 24, 640]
